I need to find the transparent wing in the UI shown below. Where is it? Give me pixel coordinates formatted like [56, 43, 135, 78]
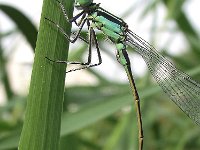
[126, 29, 200, 126]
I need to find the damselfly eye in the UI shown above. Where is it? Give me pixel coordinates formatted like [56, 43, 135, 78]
[75, 0, 93, 7]
[74, 3, 81, 9]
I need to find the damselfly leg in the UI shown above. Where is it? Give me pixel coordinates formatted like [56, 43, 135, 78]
[45, 18, 102, 73]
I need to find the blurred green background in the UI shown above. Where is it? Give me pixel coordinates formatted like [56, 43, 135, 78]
[0, 0, 200, 150]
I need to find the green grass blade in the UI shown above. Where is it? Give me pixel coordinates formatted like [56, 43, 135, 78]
[0, 4, 38, 50]
[18, 0, 74, 150]
[60, 94, 132, 136]
[0, 42, 14, 99]
[103, 115, 129, 150]
[163, 0, 200, 54]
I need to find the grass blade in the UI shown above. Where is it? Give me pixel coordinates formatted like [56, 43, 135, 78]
[18, 0, 74, 150]
[0, 4, 38, 50]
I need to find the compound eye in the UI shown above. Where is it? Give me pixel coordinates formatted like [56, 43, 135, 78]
[76, 0, 93, 7]
[74, 2, 82, 10]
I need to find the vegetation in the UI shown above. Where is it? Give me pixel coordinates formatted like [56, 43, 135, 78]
[0, 0, 200, 150]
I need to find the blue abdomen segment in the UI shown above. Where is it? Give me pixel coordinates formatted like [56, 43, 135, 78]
[90, 10, 126, 42]
[95, 15, 122, 33]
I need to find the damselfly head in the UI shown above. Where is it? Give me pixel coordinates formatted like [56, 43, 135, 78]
[75, 0, 93, 8]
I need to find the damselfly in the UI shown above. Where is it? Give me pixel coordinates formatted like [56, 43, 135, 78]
[45, 1, 200, 149]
